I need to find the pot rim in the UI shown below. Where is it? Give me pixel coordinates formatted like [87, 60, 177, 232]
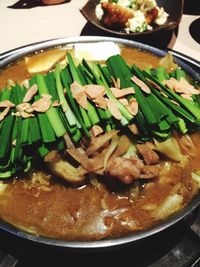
[0, 35, 199, 250]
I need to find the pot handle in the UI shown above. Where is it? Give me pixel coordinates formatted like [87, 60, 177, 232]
[189, 208, 200, 238]
[0, 254, 17, 267]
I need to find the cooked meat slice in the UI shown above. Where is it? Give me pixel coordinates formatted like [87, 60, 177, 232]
[31, 95, 52, 113]
[105, 98, 122, 120]
[119, 98, 129, 106]
[0, 100, 15, 108]
[23, 84, 38, 102]
[131, 76, 151, 94]
[0, 107, 10, 122]
[163, 77, 199, 95]
[127, 98, 139, 116]
[107, 156, 144, 184]
[18, 111, 34, 118]
[70, 82, 88, 110]
[93, 95, 107, 109]
[84, 84, 105, 99]
[145, 7, 159, 24]
[52, 100, 60, 107]
[101, 2, 133, 29]
[136, 142, 159, 165]
[140, 164, 161, 179]
[16, 103, 31, 112]
[110, 87, 135, 98]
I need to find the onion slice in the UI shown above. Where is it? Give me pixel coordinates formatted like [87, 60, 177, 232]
[86, 130, 119, 156]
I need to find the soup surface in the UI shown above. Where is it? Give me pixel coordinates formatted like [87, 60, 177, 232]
[0, 43, 199, 241]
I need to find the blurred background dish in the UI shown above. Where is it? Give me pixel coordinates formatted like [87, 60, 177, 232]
[80, 0, 183, 38]
[41, 0, 68, 5]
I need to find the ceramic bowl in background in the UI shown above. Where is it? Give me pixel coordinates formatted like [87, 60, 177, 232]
[80, 0, 183, 38]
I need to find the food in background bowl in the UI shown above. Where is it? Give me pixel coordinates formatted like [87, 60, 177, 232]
[95, 0, 168, 33]
[0, 41, 200, 242]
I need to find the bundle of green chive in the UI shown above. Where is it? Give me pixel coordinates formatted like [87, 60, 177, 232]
[0, 52, 199, 178]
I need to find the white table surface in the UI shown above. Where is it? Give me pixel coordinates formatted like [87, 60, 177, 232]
[0, 0, 199, 61]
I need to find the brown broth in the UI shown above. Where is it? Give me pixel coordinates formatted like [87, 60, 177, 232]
[0, 143, 198, 241]
[120, 46, 160, 69]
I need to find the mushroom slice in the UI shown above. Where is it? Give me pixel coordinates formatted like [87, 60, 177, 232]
[44, 150, 85, 184]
